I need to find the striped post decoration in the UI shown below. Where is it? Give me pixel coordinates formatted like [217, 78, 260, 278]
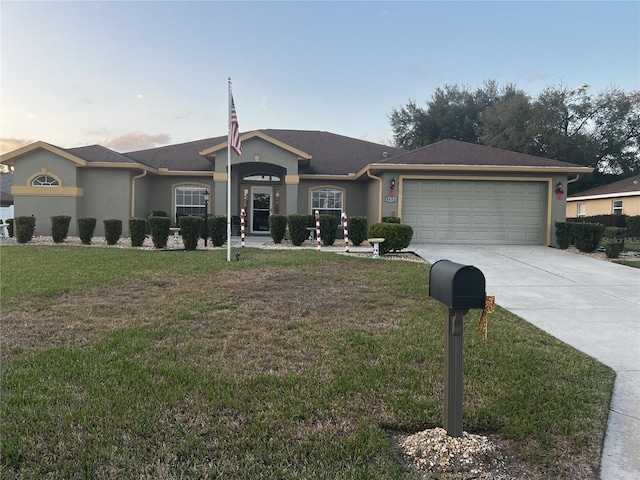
[240, 208, 246, 247]
[315, 210, 321, 250]
[342, 212, 349, 252]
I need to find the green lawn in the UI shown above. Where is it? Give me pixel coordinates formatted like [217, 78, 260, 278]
[0, 246, 615, 479]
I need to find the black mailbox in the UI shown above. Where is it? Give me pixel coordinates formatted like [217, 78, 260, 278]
[429, 260, 486, 310]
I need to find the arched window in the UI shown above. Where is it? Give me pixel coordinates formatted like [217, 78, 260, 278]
[31, 174, 60, 186]
[311, 187, 344, 219]
[175, 185, 209, 220]
[243, 172, 281, 182]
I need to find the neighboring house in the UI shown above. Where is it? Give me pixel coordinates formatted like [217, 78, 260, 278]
[0, 172, 14, 222]
[566, 174, 640, 218]
[0, 130, 590, 245]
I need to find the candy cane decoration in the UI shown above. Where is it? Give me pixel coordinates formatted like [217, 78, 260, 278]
[240, 208, 246, 247]
[342, 212, 349, 253]
[315, 210, 321, 250]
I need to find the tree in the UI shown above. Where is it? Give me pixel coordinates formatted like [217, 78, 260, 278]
[390, 81, 640, 189]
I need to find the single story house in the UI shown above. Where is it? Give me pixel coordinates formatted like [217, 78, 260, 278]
[1, 130, 591, 245]
[566, 174, 640, 218]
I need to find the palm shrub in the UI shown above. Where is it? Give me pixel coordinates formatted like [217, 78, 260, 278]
[77, 217, 97, 245]
[287, 214, 309, 246]
[319, 214, 339, 246]
[51, 215, 71, 243]
[103, 219, 122, 246]
[574, 222, 605, 253]
[604, 227, 626, 259]
[148, 216, 170, 248]
[368, 222, 413, 254]
[15, 216, 36, 244]
[268, 214, 287, 243]
[349, 216, 367, 246]
[210, 215, 227, 247]
[555, 222, 574, 249]
[179, 215, 203, 251]
[129, 218, 148, 247]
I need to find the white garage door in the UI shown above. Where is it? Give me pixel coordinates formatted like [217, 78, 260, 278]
[402, 180, 546, 244]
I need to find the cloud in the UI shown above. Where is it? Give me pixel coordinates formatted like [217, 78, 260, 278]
[408, 64, 442, 81]
[102, 132, 171, 152]
[0, 138, 33, 155]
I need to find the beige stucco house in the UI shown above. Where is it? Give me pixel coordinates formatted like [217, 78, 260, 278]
[1, 130, 591, 246]
[566, 174, 640, 218]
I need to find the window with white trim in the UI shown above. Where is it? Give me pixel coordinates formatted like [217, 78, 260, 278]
[612, 200, 623, 215]
[175, 185, 208, 220]
[311, 187, 344, 219]
[31, 174, 59, 186]
[577, 203, 586, 217]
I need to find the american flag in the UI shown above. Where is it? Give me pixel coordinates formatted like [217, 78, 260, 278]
[230, 95, 242, 156]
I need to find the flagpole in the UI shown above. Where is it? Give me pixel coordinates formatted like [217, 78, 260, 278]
[227, 78, 232, 262]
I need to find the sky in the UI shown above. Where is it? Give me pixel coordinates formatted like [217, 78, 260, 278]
[1, 0, 639, 156]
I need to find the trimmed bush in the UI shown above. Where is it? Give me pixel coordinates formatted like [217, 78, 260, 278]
[149, 216, 170, 248]
[210, 215, 227, 247]
[382, 216, 401, 224]
[179, 215, 203, 250]
[627, 215, 640, 238]
[268, 215, 287, 243]
[573, 222, 605, 253]
[349, 216, 367, 246]
[604, 227, 626, 259]
[287, 214, 309, 246]
[77, 217, 97, 245]
[150, 210, 168, 218]
[103, 219, 122, 246]
[129, 218, 148, 247]
[51, 215, 71, 243]
[319, 214, 339, 246]
[15, 216, 36, 244]
[368, 222, 413, 255]
[555, 222, 574, 249]
[6, 218, 14, 237]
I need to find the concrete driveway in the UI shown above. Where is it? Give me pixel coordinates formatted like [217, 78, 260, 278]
[413, 245, 640, 480]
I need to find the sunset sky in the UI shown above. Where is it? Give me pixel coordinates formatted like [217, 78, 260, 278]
[1, 0, 638, 155]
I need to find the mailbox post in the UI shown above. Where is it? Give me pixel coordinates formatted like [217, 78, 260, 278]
[429, 260, 486, 437]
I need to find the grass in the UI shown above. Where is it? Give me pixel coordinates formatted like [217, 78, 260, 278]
[0, 246, 615, 479]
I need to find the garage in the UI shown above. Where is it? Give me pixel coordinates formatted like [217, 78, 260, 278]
[401, 179, 547, 244]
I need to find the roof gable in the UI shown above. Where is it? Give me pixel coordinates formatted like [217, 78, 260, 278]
[0, 141, 88, 166]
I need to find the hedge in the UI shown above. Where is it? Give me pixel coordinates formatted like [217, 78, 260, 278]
[268, 215, 287, 244]
[129, 218, 148, 247]
[555, 222, 574, 250]
[103, 219, 122, 246]
[320, 214, 339, 246]
[573, 222, 605, 253]
[368, 222, 413, 254]
[148, 216, 170, 248]
[627, 216, 640, 238]
[603, 227, 626, 259]
[349, 216, 367, 246]
[179, 215, 203, 250]
[567, 215, 627, 228]
[15, 216, 36, 244]
[287, 214, 309, 246]
[210, 216, 227, 247]
[77, 217, 97, 245]
[51, 215, 71, 243]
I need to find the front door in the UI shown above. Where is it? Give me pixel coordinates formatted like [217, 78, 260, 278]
[251, 186, 272, 233]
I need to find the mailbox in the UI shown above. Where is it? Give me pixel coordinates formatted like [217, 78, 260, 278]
[429, 260, 486, 310]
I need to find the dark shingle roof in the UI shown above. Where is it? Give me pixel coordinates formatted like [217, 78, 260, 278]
[258, 130, 405, 175]
[125, 137, 222, 171]
[65, 145, 137, 164]
[379, 139, 583, 168]
[568, 175, 640, 198]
